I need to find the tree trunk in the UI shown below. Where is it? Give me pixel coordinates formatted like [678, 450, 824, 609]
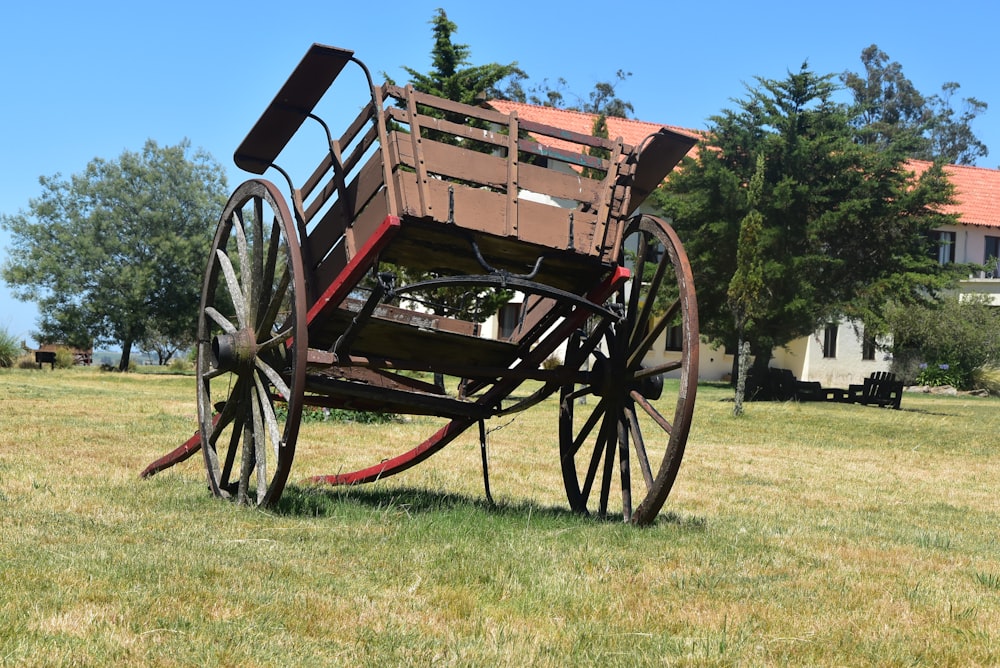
[733, 339, 751, 416]
[119, 340, 133, 372]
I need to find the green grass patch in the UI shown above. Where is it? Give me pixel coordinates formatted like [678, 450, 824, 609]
[1, 368, 998, 665]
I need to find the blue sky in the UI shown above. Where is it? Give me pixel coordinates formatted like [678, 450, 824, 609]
[2, 0, 997, 347]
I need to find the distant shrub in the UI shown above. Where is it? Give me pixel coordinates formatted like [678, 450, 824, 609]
[17, 355, 39, 370]
[888, 295, 1000, 390]
[0, 327, 20, 368]
[53, 347, 75, 369]
[971, 365, 1000, 395]
[169, 356, 191, 372]
[915, 362, 967, 388]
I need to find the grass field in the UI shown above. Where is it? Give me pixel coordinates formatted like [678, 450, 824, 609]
[1, 367, 998, 666]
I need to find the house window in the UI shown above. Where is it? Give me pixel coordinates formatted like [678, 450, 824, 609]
[823, 324, 838, 359]
[862, 330, 876, 361]
[664, 324, 683, 352]
[931, 230, 956, 265]
[985, 236, 1000, 275]
[498, 303, 521, 340]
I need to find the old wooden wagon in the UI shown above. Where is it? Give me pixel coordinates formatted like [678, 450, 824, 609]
[143, 44, 699, 525]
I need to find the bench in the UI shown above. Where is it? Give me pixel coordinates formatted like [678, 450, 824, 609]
[848, 372, 903, 409]
[34, 351, 56, 369]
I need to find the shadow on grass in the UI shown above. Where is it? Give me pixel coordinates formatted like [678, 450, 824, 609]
[273, 483, 707, 530]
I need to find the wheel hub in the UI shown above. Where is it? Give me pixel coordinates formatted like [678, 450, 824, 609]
[588, 354, 664, 401]
[211, 329, 257, 372]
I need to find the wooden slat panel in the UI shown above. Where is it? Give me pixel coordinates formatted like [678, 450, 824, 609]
[516, 116, 625, 153]
[389, 132, 605, 208]
[306, 147, 388, 263]
[385, 107, 511, 152]
[384, 84, 512, 126]
[309, 311, 517, 368]
[310, 194, 389, 293]
[392, 173, 600, 255]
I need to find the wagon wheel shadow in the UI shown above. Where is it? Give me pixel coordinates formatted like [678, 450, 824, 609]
[272, 484, 707, 529]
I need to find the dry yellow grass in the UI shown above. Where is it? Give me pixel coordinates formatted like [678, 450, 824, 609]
[1, 368, 998, 666]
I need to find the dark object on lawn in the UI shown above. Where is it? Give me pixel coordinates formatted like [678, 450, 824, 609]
[847, 372, 903, 409]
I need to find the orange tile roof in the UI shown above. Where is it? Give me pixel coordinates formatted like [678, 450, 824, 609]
[908, 160, 1000, 229]
[487, 100, 1000, 229]
[486, 99, 701, 159]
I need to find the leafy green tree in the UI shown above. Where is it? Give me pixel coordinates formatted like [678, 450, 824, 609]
[1, 139, 228, 370]
[886, 294, 1000, 389]
[653, 64, 959, 378]
[842, 44, 988, 165]
[392, 8, 527, 106]
[728, 154, 768, 413]
[510, 68, 634, 119]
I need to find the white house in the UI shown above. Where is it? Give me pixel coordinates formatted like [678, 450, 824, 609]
[484, 100, 1000, 388]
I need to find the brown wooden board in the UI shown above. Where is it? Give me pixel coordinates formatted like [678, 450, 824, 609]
[377, 218, 612, 295]
[308, 305, 518, 369]
[234, 44, 354, 174]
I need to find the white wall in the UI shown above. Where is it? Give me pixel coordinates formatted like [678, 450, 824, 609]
[795, 323, 891, 388]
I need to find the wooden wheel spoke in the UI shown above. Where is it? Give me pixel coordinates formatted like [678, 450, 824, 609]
[237, 412, 254, 504]
[204, 306, 238, 335]
[598, 418, 617, 516]
[625, 231, 651, 324]
[207, 393, 239, 449]
[220, 401, 247, 492]
[628, 297, 681, 370]
[201, 365, 230, 381]
[254, 369, 283, 461]
[253, 197, 265, 291]
[629, 239, 671, 350]
[256, 326, 292, 354]
[216, 248, 249, 328]
[564, 396, 607, 460]
[250, 384, 268, 505]
[582, 406, 615, 504]
[634, 359, 683, 380]
[232, 209, 254, 324]
[258, 267, 291, 337]
[257, 215, 282, 330]
[562, 384, 595, 405]
[625, 401, 654, 491]
[617, 412, 632, 521]
[255, 356, 291, 402]
[630, 389, 673, 434]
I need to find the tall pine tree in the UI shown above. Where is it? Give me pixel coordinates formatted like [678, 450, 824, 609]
[654, 64, 959, 377]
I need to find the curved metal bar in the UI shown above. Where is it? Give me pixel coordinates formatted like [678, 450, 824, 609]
[469, 238, 546, 281]
[392, 274, 624, 323]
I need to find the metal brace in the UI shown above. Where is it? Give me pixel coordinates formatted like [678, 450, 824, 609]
[330, 271, 396, 355]
[479, 419, 494, 506]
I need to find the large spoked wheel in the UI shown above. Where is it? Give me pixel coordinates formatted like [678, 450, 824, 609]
[559, 214, 698, 525]
[196, 179, 307, 507]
